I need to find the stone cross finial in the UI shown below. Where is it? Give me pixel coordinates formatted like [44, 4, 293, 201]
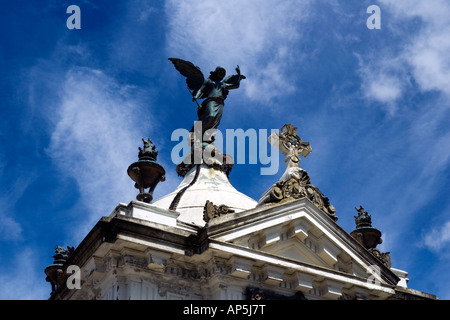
[259, 124, 337, 221]
[269, 124, 312, 168]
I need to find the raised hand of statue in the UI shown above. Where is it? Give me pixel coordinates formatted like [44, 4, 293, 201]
[236, 65, 246, 79]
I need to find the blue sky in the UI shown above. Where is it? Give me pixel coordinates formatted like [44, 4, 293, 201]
[0, 0, 449, 299]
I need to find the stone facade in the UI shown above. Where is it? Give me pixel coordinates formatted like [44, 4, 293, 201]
[46, 125, 435, 300]
[47, 193, 435, 300]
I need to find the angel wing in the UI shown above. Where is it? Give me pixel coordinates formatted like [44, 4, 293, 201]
[168, 58, 205, 96]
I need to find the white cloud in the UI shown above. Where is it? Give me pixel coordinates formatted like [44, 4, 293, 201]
[406, 27, 450, 95]
[360, 0, 450, 106]
[363, 72, 402, 114]
[423, 221, 450, 253]
[367, 77, 401, 103]
[0, 174, 37, 243]
[47, 67, 152, 239]
[0, 247, 48, 299]
[0, 216, 23, 242]
[165, 0, 311, 102]
[355, 51, 404, 114]
[379, 0, 450, 26]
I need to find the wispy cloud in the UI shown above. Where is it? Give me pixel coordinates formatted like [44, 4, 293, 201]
[0, 216, 23, 242]
[165, 0, 311, 102]
[0, 247, 48, 299]
[47, 67, 154, 240]
[423, 220, 450, 253]
[0, 174, 37, 242]
[360, 0, 450, 107]
[388, 0, 450, 97]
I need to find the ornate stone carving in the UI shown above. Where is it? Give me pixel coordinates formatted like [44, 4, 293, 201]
[369, 248, 391, 269]
[44, 245, 74, 293]
[203, 200, 235, 222]
[176, 146, 233, 178]
[270, 123, 312, 166]
[262, 171, 337, 220]
[127, 138, 165, 203]
[350, 206, 391, 268]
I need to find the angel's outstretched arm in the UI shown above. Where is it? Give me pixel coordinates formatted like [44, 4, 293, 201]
[223, 75, 242, 90]
[223, 66, 246, 90]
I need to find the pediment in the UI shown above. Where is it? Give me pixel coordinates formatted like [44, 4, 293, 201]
[264, 238, 329, 267]
[206, 198, 399, 286]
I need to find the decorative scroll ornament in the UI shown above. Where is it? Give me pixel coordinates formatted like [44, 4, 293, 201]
[203, 200, 235, 223]
[370, 248, 391, 269]
[258, 124, 337, 221]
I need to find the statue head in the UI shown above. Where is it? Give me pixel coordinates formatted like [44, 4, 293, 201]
[210, 66, 226, 81]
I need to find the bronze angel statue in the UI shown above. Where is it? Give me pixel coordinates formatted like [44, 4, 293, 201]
[169, 58, 246, 143]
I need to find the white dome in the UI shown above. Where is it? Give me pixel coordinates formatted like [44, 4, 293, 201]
[152, 164, 257, 226]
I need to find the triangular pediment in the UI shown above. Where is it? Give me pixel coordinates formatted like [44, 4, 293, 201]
[206, 198, 399, 287]
[263, 237, 331, 267]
